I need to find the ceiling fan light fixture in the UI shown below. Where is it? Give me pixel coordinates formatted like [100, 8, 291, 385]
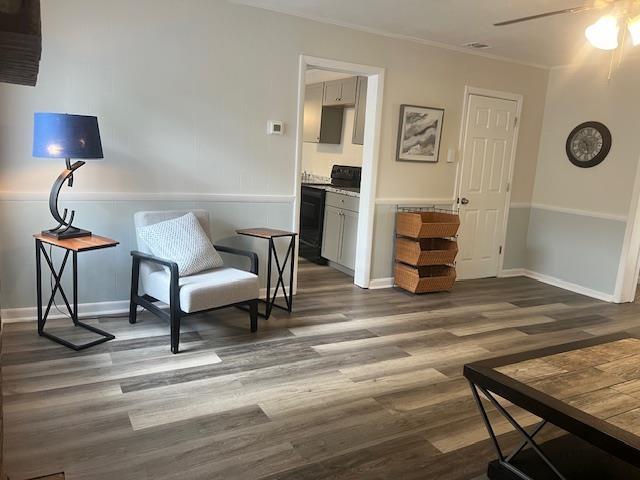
[585, 15, 620, 50]
[628, 15, 640, 46]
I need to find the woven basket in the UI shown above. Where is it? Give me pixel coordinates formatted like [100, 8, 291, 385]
[395, 237, 458, 266]
[394, 263, 456, 293]
[396, 211, 460, 239]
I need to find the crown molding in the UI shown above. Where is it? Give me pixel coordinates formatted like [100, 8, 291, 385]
[230, 0, 551, 70]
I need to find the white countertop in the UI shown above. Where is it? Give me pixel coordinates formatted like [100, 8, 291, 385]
[302, 184, 360, 198]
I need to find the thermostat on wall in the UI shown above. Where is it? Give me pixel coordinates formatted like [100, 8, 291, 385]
[267, 121, 284, 135]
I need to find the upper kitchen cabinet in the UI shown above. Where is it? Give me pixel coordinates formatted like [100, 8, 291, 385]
[323, 77, 357, 106]
[303, 83, 323, 143]
[304, 82, 343, 144]
[352, 76, 368, 145]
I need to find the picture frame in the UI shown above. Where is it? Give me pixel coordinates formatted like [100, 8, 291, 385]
[396, 104, 445, 163]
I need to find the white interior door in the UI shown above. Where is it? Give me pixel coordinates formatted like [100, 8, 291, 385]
[457, 94, 518, 279]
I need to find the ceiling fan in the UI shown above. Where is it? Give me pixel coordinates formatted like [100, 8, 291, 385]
[494, 0, 640, 52]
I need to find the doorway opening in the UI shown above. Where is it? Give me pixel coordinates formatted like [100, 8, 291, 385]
[292, 56, 385, 293]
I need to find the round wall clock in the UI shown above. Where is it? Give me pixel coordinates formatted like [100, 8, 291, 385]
[565, 121, 612, 168]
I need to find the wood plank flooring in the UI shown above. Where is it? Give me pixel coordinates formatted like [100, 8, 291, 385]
[4, 259, 640, 479]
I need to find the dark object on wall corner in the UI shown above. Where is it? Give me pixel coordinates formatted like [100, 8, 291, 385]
[33, 113, 104, 239]
[0, 0, 41, 86]
[566, 121, 612, 168]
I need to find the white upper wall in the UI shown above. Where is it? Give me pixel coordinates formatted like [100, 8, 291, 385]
[0, 0, 549, 204]
[532, 60, 640, 215]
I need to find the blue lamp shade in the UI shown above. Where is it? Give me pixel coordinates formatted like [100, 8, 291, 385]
[33, 113, 103, 159]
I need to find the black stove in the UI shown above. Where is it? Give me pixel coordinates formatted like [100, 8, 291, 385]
[329, 165, 361, 188]
[299, 165, 361, 264]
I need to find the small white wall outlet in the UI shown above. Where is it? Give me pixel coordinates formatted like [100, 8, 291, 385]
[446, 148, 457, 163]
[267, 121, 284, 135]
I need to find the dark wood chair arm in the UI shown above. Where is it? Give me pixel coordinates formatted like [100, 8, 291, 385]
[213, 245, 259, 275]
[130, 250, 179, 280]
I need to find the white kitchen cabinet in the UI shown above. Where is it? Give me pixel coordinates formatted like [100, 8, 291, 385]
[303, 83, 323, 143]
[321, 205, 343, 263]
[340, 208, 359, 270]
[352, 76, 368, 145]
[304, 83, 343, 144]
[323, 77, 357, 107]
[321, 193, 359, 271]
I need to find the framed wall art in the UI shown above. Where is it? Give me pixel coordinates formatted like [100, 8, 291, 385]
[396, 104, 444, 163]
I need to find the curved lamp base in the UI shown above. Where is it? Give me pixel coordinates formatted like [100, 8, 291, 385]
[42, 158, 93, 240]
[42, 226, 92, 240]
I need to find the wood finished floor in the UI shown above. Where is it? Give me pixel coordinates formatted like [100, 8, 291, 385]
[4, 260, 640, 479]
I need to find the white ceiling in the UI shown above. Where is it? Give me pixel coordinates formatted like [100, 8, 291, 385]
[231, 0, 624, 67]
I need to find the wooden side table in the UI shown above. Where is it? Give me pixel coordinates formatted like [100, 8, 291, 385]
[236, 228, 297, 319]
[34, 234, 119, 350]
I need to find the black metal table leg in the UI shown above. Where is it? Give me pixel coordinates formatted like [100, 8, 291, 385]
[468, 380, 566, 480]
[35, 239, 115, 351]
[261, 234, 296, 319]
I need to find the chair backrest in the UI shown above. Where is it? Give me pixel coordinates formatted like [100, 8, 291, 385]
[133, 210, 211, 255]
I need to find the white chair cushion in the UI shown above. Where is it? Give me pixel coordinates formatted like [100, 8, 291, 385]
[137, 212, 224, 277]
[142, 267, 259, 313]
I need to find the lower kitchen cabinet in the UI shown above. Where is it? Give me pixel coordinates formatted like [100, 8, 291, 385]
[321, 205, 343, 264]
[321, 196, 359, 271]
[339, 209, 358, 270]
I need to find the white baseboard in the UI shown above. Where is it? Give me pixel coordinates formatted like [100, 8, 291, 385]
[522, 269, 614, 302]
[2, 287, 292, 323]
[1, 300, 133, 323]
[499, 268, 614, 302]
[368, 277, 394, 289]
[3, 268, 613, 323]
[499, 268, 526, 278]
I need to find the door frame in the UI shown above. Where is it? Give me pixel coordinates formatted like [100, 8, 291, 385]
[613, 154, 640, 302]
[454, 86, 524, 278]
[292, 55, 386, 289]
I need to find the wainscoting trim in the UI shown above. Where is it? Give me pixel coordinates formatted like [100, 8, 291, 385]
[508, 202, 626, 222]
[0, 191, 296, 203]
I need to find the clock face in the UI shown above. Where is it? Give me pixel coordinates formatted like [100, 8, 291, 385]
[566, 121, 611, 168]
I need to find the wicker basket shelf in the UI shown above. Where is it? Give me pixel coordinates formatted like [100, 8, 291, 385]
[395, 237, 458, 266]
[394, 263, 456, 294]
[396, 211, 460, 239]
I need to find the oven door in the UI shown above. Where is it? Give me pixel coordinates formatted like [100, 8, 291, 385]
[300, 186, 326, 249]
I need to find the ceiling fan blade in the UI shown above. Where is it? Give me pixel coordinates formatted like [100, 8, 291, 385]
[494, 5, 596, 26]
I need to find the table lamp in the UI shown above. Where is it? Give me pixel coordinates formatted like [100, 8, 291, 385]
[33, 113, 103, 239]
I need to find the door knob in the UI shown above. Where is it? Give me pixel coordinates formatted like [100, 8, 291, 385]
[460, 197, 470, 205]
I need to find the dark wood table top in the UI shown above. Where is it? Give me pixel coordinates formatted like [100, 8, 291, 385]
[464, 333, 640, 468]
[34, 234, 119, 252]
[236, 228, 297, 239]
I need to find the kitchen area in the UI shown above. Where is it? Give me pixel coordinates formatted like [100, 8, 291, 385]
[299, 68, 367, 278]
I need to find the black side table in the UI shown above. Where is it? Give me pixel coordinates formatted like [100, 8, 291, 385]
[34, 233, 118, 350]
[236, 228, 297, 319]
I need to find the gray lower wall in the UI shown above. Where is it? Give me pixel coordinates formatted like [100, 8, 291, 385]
[0, 199, 293, 309]
[0, 200, 627, 310]
[502, 207, 531, 270]
[371, 205, 396, 280]
[502, 205, 626, 295]
[526, 207, 625, 295]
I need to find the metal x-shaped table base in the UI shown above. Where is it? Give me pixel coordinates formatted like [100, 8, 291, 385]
[469, 381, 567, 480]
[36, 239, 115, 351]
